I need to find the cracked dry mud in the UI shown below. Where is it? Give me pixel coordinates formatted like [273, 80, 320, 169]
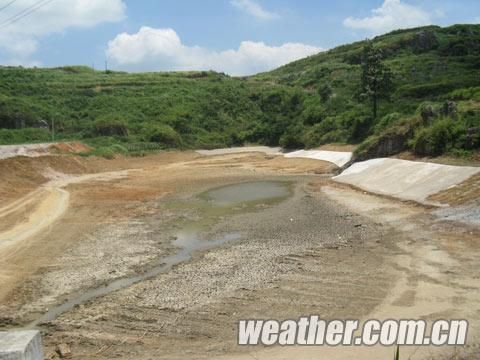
[0, 151, 478, 360]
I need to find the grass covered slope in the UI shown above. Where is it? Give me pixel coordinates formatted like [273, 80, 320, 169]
[0, 65, 310, 155]
[0, 69, 262, 149]
[253, 24, 480, 159]
[0, 24, 479, 159]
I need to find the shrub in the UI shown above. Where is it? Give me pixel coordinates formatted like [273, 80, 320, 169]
[410, 118, 459, 156]
[350, 116, 374, 142]
[398, 82, 457, 98]
[374, 112, 402, 133]
[320, 129, 350, 144]
[303, 117, 337, 147]
[318, 84, 333, 102]
[355, 117, 419, 160]
[90, 146, 116, 159]
[228, 131, 246, 146]
[449, 148, 472, 158]
[447, 87, 480, 101]
[301, 104, 325, 126]
[279, 125, 306, 149]
[94, 115, 129, 137]
[194, 130, 227, 149]
[417, 102, 439, 123]
[109, 143, 128, 155]
[143, 124, 182, 147]
[0, 128, 51, 145]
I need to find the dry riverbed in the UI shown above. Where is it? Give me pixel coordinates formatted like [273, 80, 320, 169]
[0, 151, 478, 359]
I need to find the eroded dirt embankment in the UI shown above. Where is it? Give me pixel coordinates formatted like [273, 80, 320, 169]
[0, 151, 478, 360]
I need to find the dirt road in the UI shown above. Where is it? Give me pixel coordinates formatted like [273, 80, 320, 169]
[0, 151, 478, 359]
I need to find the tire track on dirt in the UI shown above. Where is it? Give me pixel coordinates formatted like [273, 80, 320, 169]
[0, 187, 69, 255]
[0, 170, 130, 261]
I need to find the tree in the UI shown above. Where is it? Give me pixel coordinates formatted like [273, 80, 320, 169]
[360, 41, 393, 120]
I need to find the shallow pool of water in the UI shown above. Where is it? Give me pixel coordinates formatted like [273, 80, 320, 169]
[27, 180, 292, 328]
[202, 181, 291, 206]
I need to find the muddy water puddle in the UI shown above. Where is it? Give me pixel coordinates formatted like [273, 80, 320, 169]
[203, 181, 291, 206]
[28, 181, 292, 328]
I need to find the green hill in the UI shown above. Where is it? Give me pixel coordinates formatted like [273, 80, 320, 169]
[253, 24, 480, 159]
[0, 24, 479, 159]
[0, 68, 281, 150]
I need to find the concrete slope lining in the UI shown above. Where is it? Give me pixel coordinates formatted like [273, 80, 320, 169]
[196, 146, 282, 156]
[283, 150, 352, 168]
[196, 147, 353, 168]
[333, 158, 480, 204]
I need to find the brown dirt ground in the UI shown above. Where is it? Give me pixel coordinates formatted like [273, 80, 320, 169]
[428, 173, 480, 206]
[0, 151, 478, 360]
[0, 152, 335, 305]
[316, 144, 357, 152]
[395, 150, 480, 167]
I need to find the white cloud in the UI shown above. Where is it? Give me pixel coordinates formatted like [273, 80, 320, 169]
[106, 26, 322, 76]
[0, 0, 126, 61]
[343, 0, 432, 35]
[231, 0, 279, 20]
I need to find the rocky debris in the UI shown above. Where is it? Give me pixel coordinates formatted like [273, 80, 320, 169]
[434, 204, 480, 226]
[354, 121, 416, 161]
[55, 343, 72, 359]
[412, 30, 439, 53]
[0, 142, 89, 160]
[442, 100, 457, 117]
[420, 103, 438, 122]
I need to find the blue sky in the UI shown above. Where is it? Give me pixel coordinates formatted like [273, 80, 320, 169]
[0, 0, 479, 75]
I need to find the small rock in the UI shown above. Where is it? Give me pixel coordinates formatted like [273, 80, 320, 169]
[56, 343, 72, 359]
[45, 351, 60, 360]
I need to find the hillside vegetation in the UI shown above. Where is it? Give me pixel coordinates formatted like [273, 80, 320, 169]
[254, 24, 480, 159]
[0, 24, 479, 159]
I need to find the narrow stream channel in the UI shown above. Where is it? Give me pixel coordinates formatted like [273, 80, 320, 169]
[28, 180, 292, 328]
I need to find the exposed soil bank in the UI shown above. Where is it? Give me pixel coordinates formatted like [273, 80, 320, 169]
[0, 142, 89, 160]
